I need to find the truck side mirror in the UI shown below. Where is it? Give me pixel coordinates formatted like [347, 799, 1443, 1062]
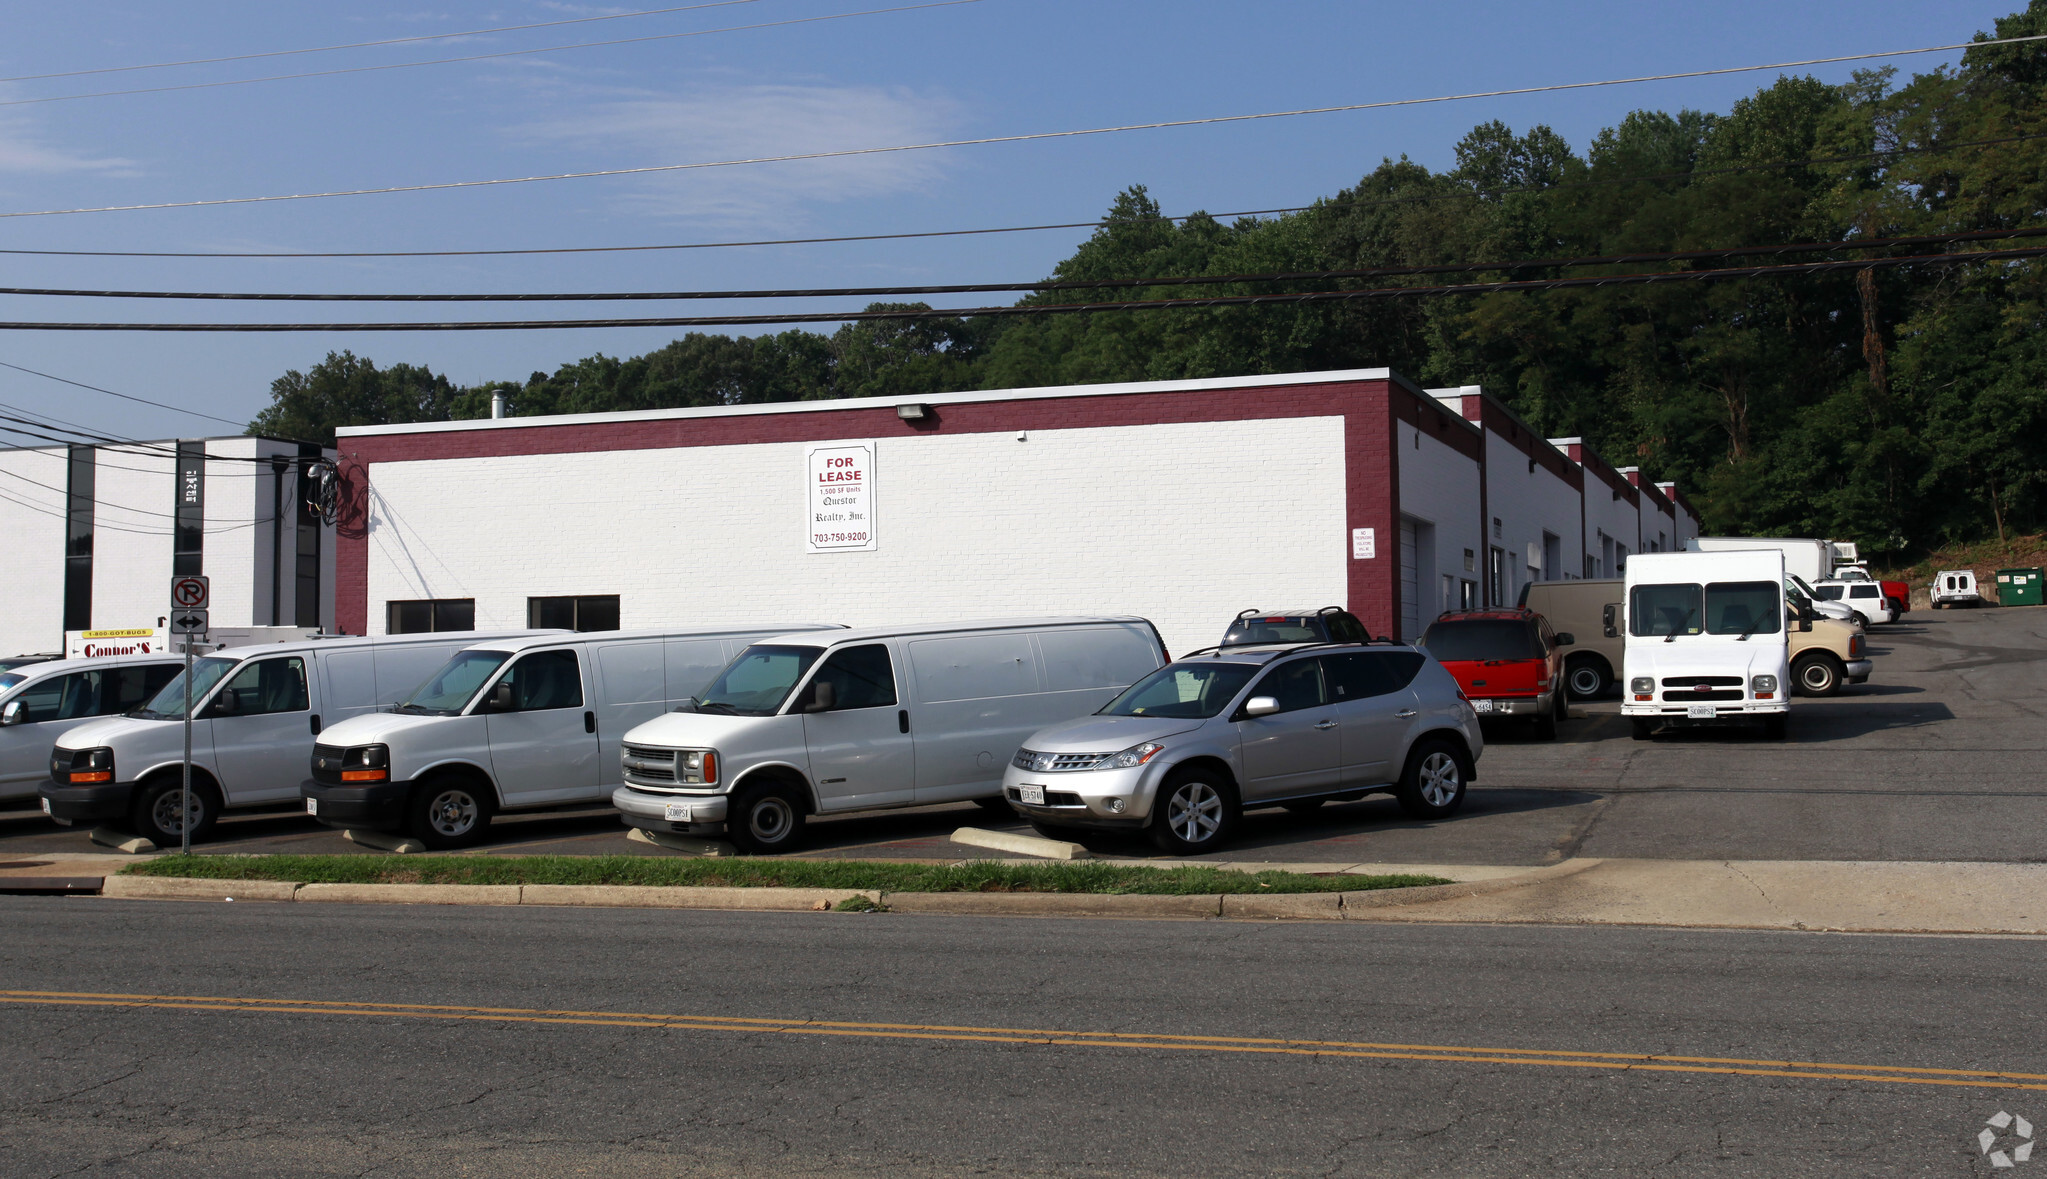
[1242, 696, 1280, 718]
[1601, 604, 1619, 639]
[1554, 632, 1575, 647]
[804, 680, 836, 713]
[0, 699, 21, 727]
[489, 682, 515, 712]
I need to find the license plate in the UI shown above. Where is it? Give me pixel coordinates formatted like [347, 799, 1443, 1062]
[41, 796, 52, 816]
[1687, 705, 1718, 720]
[663, 802, 693, 822]
[305, 798, 318, 816]
[1018, 784, 1046, 806]
[1471, 698, 1493, 714]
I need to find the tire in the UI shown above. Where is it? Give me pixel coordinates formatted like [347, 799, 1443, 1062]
[1792, 653, 1842, 697]
[1564, 656, 1611, 701]
[1532, 693, 1560, 741]
[1282, 798, 1324, 814]
[1395, 740, 1467, 819]
[1631, 718, 1655, 741]
[1762, 714, 1788, 741]
[407, 775, 494, 850]
[725, 778, 806, 855]
[130, 776, 218, 848]
[1853, 611, 1873, 628]
[1147, 768, 1239, 855]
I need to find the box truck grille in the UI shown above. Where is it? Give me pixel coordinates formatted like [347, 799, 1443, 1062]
[1662, 690, 1744, 701]
[1660, 676, 1743, 688]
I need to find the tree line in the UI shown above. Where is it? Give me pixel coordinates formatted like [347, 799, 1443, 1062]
[252, 2, 2047, 558]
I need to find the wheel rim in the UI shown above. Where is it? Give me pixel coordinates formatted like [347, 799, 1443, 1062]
[1798, 662, 1832, 692]
[1417, 752, 1461, 807]
[1165, 781, 1223, 844]
[747, 796, 794, 843]
[1568, 666, 1602, 697]
[151, 787, 201, 836]
[425, 789, 479, 838]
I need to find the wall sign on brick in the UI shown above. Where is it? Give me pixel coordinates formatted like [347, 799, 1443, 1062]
[1352, 527, 1376, 560]
[806, 442, 876, 553]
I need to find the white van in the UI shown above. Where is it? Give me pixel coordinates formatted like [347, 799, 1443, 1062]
[1932, 570, 1981, 608]
[612, 617, 1169, 853]
[1622, 550, 1791, 740]
[302, 625, 841, 849]
[2, 653, 186, 804]
[41, 630, 556, 846]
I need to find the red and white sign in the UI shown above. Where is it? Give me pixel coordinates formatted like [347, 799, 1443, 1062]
[65, 627, 170, 659]
[171, 575, 210, 609]
[805, 443, 876, 553]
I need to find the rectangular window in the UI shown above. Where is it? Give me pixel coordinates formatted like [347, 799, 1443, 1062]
[63, 445, 94, 631]
[803, 643, 898, 711]
[217, 656, 310, 716]
[1705, 581, 1782, 635]
[527, 595, 620, 632]
[174, 441, 204, 578]
[1489, 546, 1507, 606]
[294, 446, 324, 627]
[386, 599, 477, 634]
[1459, 579, 1477, 610]
[1629, 584, 1704, 638]
[489, 648, 584, 711]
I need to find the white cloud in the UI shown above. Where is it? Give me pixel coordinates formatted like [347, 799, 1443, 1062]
[512, 81, 962, 225]
[0, 86, 138, 177]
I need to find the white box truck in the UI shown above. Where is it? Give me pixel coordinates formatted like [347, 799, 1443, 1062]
[1623, 550, 1791, 740]
[1690, 537, 1836, 583]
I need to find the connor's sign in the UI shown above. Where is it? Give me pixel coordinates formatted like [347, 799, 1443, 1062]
[65, 627, 170, 659]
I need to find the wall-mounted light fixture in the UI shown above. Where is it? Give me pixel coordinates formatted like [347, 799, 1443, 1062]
[895, 403, 930, 420]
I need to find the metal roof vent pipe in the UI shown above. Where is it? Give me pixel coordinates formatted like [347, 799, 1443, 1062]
[490, 391, 508, 419]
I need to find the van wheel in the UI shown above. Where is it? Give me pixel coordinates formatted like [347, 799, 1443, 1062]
[1631, 718, 1655, 741]
[726, 779, 805, 855]
[408, 776, 494, 850]
[1564, 656, 1610, 700]
[1792, 653, 1842, 697]
[131, 776, 219, 848]
[1395, 740, 1467, 819]
[1148, 769, 1238, 855]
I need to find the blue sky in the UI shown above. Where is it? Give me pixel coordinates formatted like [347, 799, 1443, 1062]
[0, 0, 2022, 441]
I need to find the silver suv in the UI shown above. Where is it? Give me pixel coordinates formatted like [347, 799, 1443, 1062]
[1002, 642, 1482, 854]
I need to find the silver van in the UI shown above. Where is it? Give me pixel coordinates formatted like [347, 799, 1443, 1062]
[42, 630, 555, 846]
[3, 653, 185, 806]
[612, 617, 1168, 853]
[302, 625, 840, 849]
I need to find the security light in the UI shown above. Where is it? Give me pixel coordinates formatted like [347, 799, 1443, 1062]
[896, 403, 929, 420]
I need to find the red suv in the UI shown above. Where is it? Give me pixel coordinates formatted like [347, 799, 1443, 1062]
[1417, 608, 1571, 739]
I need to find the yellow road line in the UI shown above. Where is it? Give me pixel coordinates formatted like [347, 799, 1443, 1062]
[4, 989, 2042, 1092]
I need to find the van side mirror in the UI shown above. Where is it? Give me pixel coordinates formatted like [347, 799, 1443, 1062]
[209, 692, 239, 717]
[0, 699, 21, 727]
[1554, 632, 1575, 647]
[1242, 696, 1280, 718]
[490, 683, 515, 712]
[804, 680, 836, 713]
[1601, 604, 1619, 639]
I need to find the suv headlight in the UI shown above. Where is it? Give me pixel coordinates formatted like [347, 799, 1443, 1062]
[1750, 675, 1778, 694]
[678, 750, 718, 785]
[1630, 677, 1655, 694]
[1110, 742, 1164, 768]
[340, 745, 390, 783]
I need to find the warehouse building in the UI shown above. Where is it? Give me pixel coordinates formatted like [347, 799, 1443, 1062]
[327, 368, 1698, 657]
[0, 436, 338, 658]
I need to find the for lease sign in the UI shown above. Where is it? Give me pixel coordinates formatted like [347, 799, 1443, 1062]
[805, 443, 876, 553]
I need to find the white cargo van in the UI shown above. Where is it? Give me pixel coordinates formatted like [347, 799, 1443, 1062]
[1931, 570, 1981, 609]
[613, 617, 1168, 853]
[2, 653, 185, 804]
[1622, 550, 1791, 740]
[41, 630, 555, 846]
[302, 625, 841, 848]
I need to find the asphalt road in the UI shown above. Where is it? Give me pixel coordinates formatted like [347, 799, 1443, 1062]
[3, 896, 2043, 1176]
[1, 605, 2040, 866]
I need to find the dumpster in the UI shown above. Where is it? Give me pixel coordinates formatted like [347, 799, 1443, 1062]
[1994, 567, 2045, 606]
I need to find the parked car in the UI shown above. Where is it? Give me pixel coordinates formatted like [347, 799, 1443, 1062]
[613, 617, 1168, 854]
[1931, 570, 1982, 609]
[1220, 607, 1372, 648]
[1002, 640, 1481, 854]
[1788, 573, 1860, 625]
[1623, 549, 1790, 740]
[42, 630, 557, 846]
[1417, 608, 1569, 739]
[303, 625, 841, 849]
[3, 654, 184, 806]
[1810, 579, 1898, 626]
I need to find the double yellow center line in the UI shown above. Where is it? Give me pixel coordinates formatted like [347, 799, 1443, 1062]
[4, 989, 2042, 1092]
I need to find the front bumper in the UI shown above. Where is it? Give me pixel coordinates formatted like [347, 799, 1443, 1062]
[613, 785, 729, 837]
[1622, 700, 1788, 718]
[301, 779, 410, 830]
[1843, 659, 1873, 684]
[999, 761, 1161, 825]
[39, 780, 135, 825]
[1468, 691, 1550, 718]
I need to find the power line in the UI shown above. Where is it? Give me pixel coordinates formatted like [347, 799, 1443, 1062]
[0, 1, 765, 83]
[0, 359, 251, 427]
[0, 484, 259, 536]
[6, 33, 2041, 221]
[0, 1, 986, 109]
[0, 245, 2037, 331]
[6, 130, 2042, 260]
[2, 226, 2040, 303]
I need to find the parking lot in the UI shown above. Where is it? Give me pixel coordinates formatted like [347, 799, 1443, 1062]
[2, 605, 2039, 867]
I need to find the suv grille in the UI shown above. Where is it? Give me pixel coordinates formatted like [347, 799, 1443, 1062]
[622, 746, 676, 783]
[1013, 749, 1115, 772]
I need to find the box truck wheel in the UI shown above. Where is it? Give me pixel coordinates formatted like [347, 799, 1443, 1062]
[726, 778, 806, 855]
[1564, 656, 1611, 701]
[1792, 652, 1842, 697]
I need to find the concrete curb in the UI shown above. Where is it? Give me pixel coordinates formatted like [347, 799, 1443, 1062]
[1339, 858, 1603, 912]
[296, 883, 523, 906]
[521, 884, 877, 910]
[886, 891, 1219, 918]
[100, 875, 298, 902]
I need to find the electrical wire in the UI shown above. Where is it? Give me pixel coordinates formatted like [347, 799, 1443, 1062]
[6, 33, 2042, 220]
[2, 226, 2040, 303]
[0, 1, 985, 109]
[0, 485, 259, 536]
[0, 1, 765, 83]
[0, 244, 2038, 331]
[0, 359, 252, 427]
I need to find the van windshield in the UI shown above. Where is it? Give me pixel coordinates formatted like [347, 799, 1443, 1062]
[0, 673, 23, 694]
[1099, 663, 1258, 720]
[397, 650, 511, 715]
[695, 645, 823, 716]
[133, 657, 238, 718]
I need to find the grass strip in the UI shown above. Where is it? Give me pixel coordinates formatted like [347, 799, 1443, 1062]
[124, 854, 1448, 896]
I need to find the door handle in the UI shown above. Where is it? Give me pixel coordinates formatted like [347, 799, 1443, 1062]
[309, 714, 321, 736]
[584, 711, 596, 734]
[898, 709, 910, 734]
[1314, 720, 1338, 730]
[1395, 709, 1418, 719]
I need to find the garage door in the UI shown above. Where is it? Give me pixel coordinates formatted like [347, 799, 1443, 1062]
[1399, 518, 1419, 641]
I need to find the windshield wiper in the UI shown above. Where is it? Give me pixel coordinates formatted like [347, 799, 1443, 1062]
[695, 700, 739, 715]
[1735, 614, 1766, 641]
[1663, 609, 1694, 643]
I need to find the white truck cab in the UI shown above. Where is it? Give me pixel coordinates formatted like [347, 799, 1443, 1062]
[1623, 550, 1791, 740]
